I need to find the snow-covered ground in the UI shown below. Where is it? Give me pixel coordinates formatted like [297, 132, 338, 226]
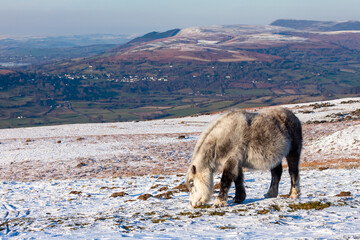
[1, 169, 359, 239]
[0, 97, 359, 239]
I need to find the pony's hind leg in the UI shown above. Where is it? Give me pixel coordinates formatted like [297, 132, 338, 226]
[213, 158, 237, 207]
[264, 162, 282, 198]
[234, 167, 246, 203]
[286, 150, 301, 199]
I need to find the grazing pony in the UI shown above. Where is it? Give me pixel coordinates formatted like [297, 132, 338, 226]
[186, 107, 302, 207]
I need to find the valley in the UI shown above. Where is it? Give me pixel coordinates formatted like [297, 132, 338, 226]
[0, 20, 360, 128]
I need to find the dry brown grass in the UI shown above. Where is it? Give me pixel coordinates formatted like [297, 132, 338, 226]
[300, 158, 359, 170]
[280, 158, 359, 170]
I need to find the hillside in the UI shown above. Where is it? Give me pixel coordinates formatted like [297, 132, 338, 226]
[0, 98, 359, 238]
[126, 28, 181, 45]
[49, 20, 360, 65]
[1, 97, 359, 180]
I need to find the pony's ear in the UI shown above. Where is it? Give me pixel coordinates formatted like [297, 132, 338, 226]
[191, 165, 196, 175]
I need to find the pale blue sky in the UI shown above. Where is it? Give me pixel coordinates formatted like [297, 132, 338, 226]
[1, 0, 359, 36]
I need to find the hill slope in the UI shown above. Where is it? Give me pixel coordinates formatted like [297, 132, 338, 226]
[0, 98, 359, 238]
[1, 97, 359, 180]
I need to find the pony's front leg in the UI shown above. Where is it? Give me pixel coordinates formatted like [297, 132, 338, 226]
[213, 159, 237, 207]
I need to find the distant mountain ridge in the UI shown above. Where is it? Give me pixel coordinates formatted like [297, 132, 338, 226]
[271, 19, 360, 31]
[76, 19, 360, 65]
[128, 28, 181, 44]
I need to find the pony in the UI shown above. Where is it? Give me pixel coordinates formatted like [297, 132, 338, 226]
[186, 107, 302, 207]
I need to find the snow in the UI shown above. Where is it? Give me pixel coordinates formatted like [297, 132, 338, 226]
[1, 169, 359, 239]
[284, 97, 360, 123]
[197, 40, 219, 45]
[317, 30, 360, 35]
[0, 115, 217, 140]
[245, 33, 307, 43]
[0, 97, 360, 239]
[177, 24, 308, 45]
[307, 124, 360, 160]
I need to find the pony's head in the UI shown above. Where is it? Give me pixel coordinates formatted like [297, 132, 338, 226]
[186, 164, 214, 207]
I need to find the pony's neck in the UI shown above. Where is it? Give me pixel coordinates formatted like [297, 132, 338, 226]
[193, 148, 218, 173]
[200, 167, 214, 195]
[195, 162, 214, 187]
[194, 158, 216, 174]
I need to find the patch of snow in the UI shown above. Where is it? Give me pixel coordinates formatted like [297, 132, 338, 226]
[0, 114, 217, 140]
[307, 124, 360, 160]
[317, 30, 360, 35]
[284, 97, 360, 123]
[178, 27, 205, 36]
[245, 33, 307, 43]
[197, 40, 219, 45]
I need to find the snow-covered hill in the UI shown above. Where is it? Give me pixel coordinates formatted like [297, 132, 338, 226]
[0, 97, 359, 239]
[1, 97, 358, 180]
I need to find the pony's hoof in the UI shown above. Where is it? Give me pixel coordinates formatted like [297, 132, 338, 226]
[289, 192, 300, 199]
[264, 193, 277, 198]
[213, 197, 227, 208]
[192, 201, 205, 208]
[289, 188, 300, 199]
[233, 197, 245, 204]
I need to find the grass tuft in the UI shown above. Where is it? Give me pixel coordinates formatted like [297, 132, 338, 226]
[289, 201, 331, 211]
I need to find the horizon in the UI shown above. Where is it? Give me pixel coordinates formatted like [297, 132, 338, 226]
[2, 19, 360, 39]
[1, 0, 360, 37]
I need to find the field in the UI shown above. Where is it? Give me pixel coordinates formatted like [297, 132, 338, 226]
[0, 98, 359, 239]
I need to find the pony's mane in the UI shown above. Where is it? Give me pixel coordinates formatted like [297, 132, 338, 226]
[193, 111, 238, 160]
[193, 115, 222, 159]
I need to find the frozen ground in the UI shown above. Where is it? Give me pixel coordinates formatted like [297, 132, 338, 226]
[1, 169, 359, 239]
[0, 98, 359, 181]
[0, 97, 359, 239]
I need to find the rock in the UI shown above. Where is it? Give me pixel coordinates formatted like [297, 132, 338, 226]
[76, 162, 87, 168]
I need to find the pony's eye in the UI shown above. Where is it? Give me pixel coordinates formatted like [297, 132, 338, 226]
[189, 180, 194, 188]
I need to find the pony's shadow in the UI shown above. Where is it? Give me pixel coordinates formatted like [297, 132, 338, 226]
[227, 197, 266, 206]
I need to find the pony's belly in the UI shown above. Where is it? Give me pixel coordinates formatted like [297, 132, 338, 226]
[242, 157, 283, 170]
